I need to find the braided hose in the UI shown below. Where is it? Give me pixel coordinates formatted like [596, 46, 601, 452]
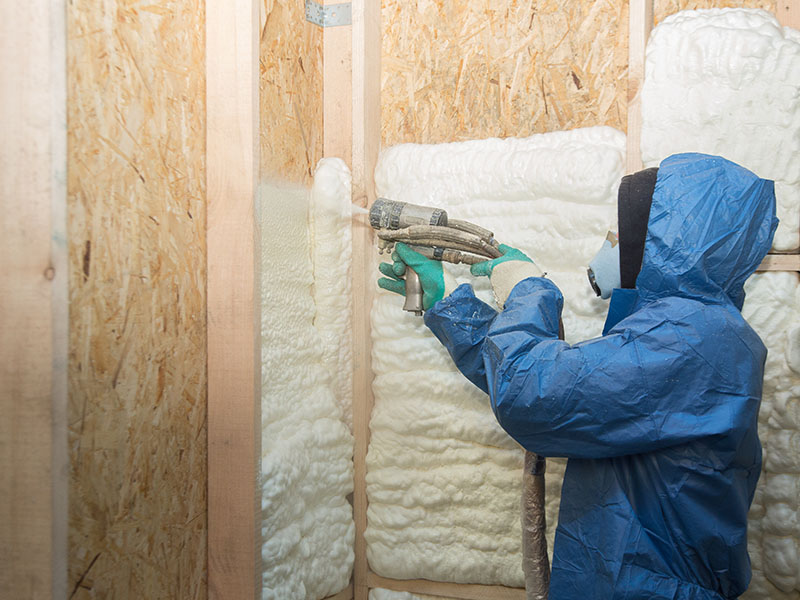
[522, 452, 549, 599]
[377, 218, 552, 598]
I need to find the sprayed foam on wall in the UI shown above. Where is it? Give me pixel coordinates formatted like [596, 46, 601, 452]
[742, 273, 800, 598]
[310, 159, 355, 429]
[260, 159, 354, 599]
[641, 8, 800, 251]
[367, 127, 626, 586]
[641, 10, 800, 596]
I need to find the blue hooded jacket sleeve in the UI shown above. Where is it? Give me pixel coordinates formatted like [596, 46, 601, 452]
[426, 277, 763, 459]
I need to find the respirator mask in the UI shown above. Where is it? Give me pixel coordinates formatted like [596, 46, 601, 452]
[587, 231, 620, 299]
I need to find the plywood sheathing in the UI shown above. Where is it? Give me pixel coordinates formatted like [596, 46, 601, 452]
[381, 0, 630, 146]
[654, 0, 777, 23]
[261, 0, 324, 184]
[67, 1, 207, 598]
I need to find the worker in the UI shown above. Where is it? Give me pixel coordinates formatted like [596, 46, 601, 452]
[377, 153, 778, 599]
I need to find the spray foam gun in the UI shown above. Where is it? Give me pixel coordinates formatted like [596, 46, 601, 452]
[369, 198, 503, 316]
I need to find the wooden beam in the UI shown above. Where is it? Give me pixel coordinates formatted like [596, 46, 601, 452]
[367, 572, 526, 600]
[206, 0, 261, 598]
[0, 1, 68, 598]
[777, 1, 800, 29]
[351, 0, 381, 203]
[351, 2, 381, 599]
[757, 253, 800, 272]
[626, 0, 654, 174]
[323, 2, 353, 164]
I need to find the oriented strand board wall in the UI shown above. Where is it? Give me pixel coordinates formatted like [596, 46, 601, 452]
[655, 0, 776, 22]
[381, 0, 781, 147]
[260, 0, 324, 183]
[67, 1, 207, 598]
[381, 0, 630, 146]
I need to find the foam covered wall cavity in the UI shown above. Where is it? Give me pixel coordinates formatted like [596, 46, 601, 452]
[641, 10, 800, 596]
[742, 274, 800, 598]
[367, 127, 626, 586]
[641, 8, 800, 251]
[260, 158, 354, 599]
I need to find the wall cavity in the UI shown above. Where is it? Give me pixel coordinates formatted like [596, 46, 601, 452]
[260, 159, 354, 599]
[368, 127, 626, 586]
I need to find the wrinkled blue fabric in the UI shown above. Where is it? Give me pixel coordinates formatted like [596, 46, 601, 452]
[424, 154, 778, 599]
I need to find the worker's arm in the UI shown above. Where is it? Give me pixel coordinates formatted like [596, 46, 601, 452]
[427, 278, 761, 459]
[421, 244, 550, 394]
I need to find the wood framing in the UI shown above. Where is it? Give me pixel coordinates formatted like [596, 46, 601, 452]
[626, 0, 655, 173]
[368, 573, 527, 600]
[0, 1, 67, 598]
[323, 1, 354, 164]
[207, 0, 261, 598]
[777, 0, 800, 28]
[351, 2, 382, 600]
[758, 254, 800, 272]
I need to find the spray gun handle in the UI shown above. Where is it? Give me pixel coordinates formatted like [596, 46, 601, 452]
[402, 267, 424, 316]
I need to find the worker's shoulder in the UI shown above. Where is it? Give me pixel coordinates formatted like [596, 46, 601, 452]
[629, 294, 765, 352]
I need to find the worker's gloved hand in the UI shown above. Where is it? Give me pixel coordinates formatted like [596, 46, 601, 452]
[470, 244, 543, 308]
[378, 242, 457, 310]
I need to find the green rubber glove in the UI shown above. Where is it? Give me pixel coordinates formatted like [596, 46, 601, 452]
[470, 244, 534, 276]
[377, 242, 457, 310]
[470, 244, 542, 308]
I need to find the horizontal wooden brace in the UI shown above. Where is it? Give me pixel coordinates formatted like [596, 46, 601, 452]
[757, 253, 800, 272]
[367, 571, 525, 600]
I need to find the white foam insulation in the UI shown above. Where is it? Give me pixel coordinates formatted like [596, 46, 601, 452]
[641, 8, 800, 252]
[260, 158, 354, 599]
[368, 127, 627, 586]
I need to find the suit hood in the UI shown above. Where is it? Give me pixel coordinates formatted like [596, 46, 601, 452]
[636, 153, 778, 309]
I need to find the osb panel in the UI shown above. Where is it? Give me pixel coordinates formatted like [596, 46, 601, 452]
[260, 0, 323, 183]
[655, 0, 777, 23]
[381, 0, 630, 146]
[67, 1, 207, 598]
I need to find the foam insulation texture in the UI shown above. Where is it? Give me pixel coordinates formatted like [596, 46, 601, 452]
[742, 273, 800, 599]
[640, 11, 800, 596]
[368, 127, 626, 586]
[260, 159, 354, 599]
[641, 8, 800, 251]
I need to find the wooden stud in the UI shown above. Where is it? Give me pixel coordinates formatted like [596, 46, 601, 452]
[323, 1, 354, 164]
[367, 572, 526, 600]
[351, 2, 381, 599]
[777, 0, 800, 28]
[626, 0, 655, 174]
[0, 1, 68, 598]
[207, 0, 261, 598]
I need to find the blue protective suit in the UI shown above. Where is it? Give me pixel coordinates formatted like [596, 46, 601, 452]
[424, 154, 778, 599]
